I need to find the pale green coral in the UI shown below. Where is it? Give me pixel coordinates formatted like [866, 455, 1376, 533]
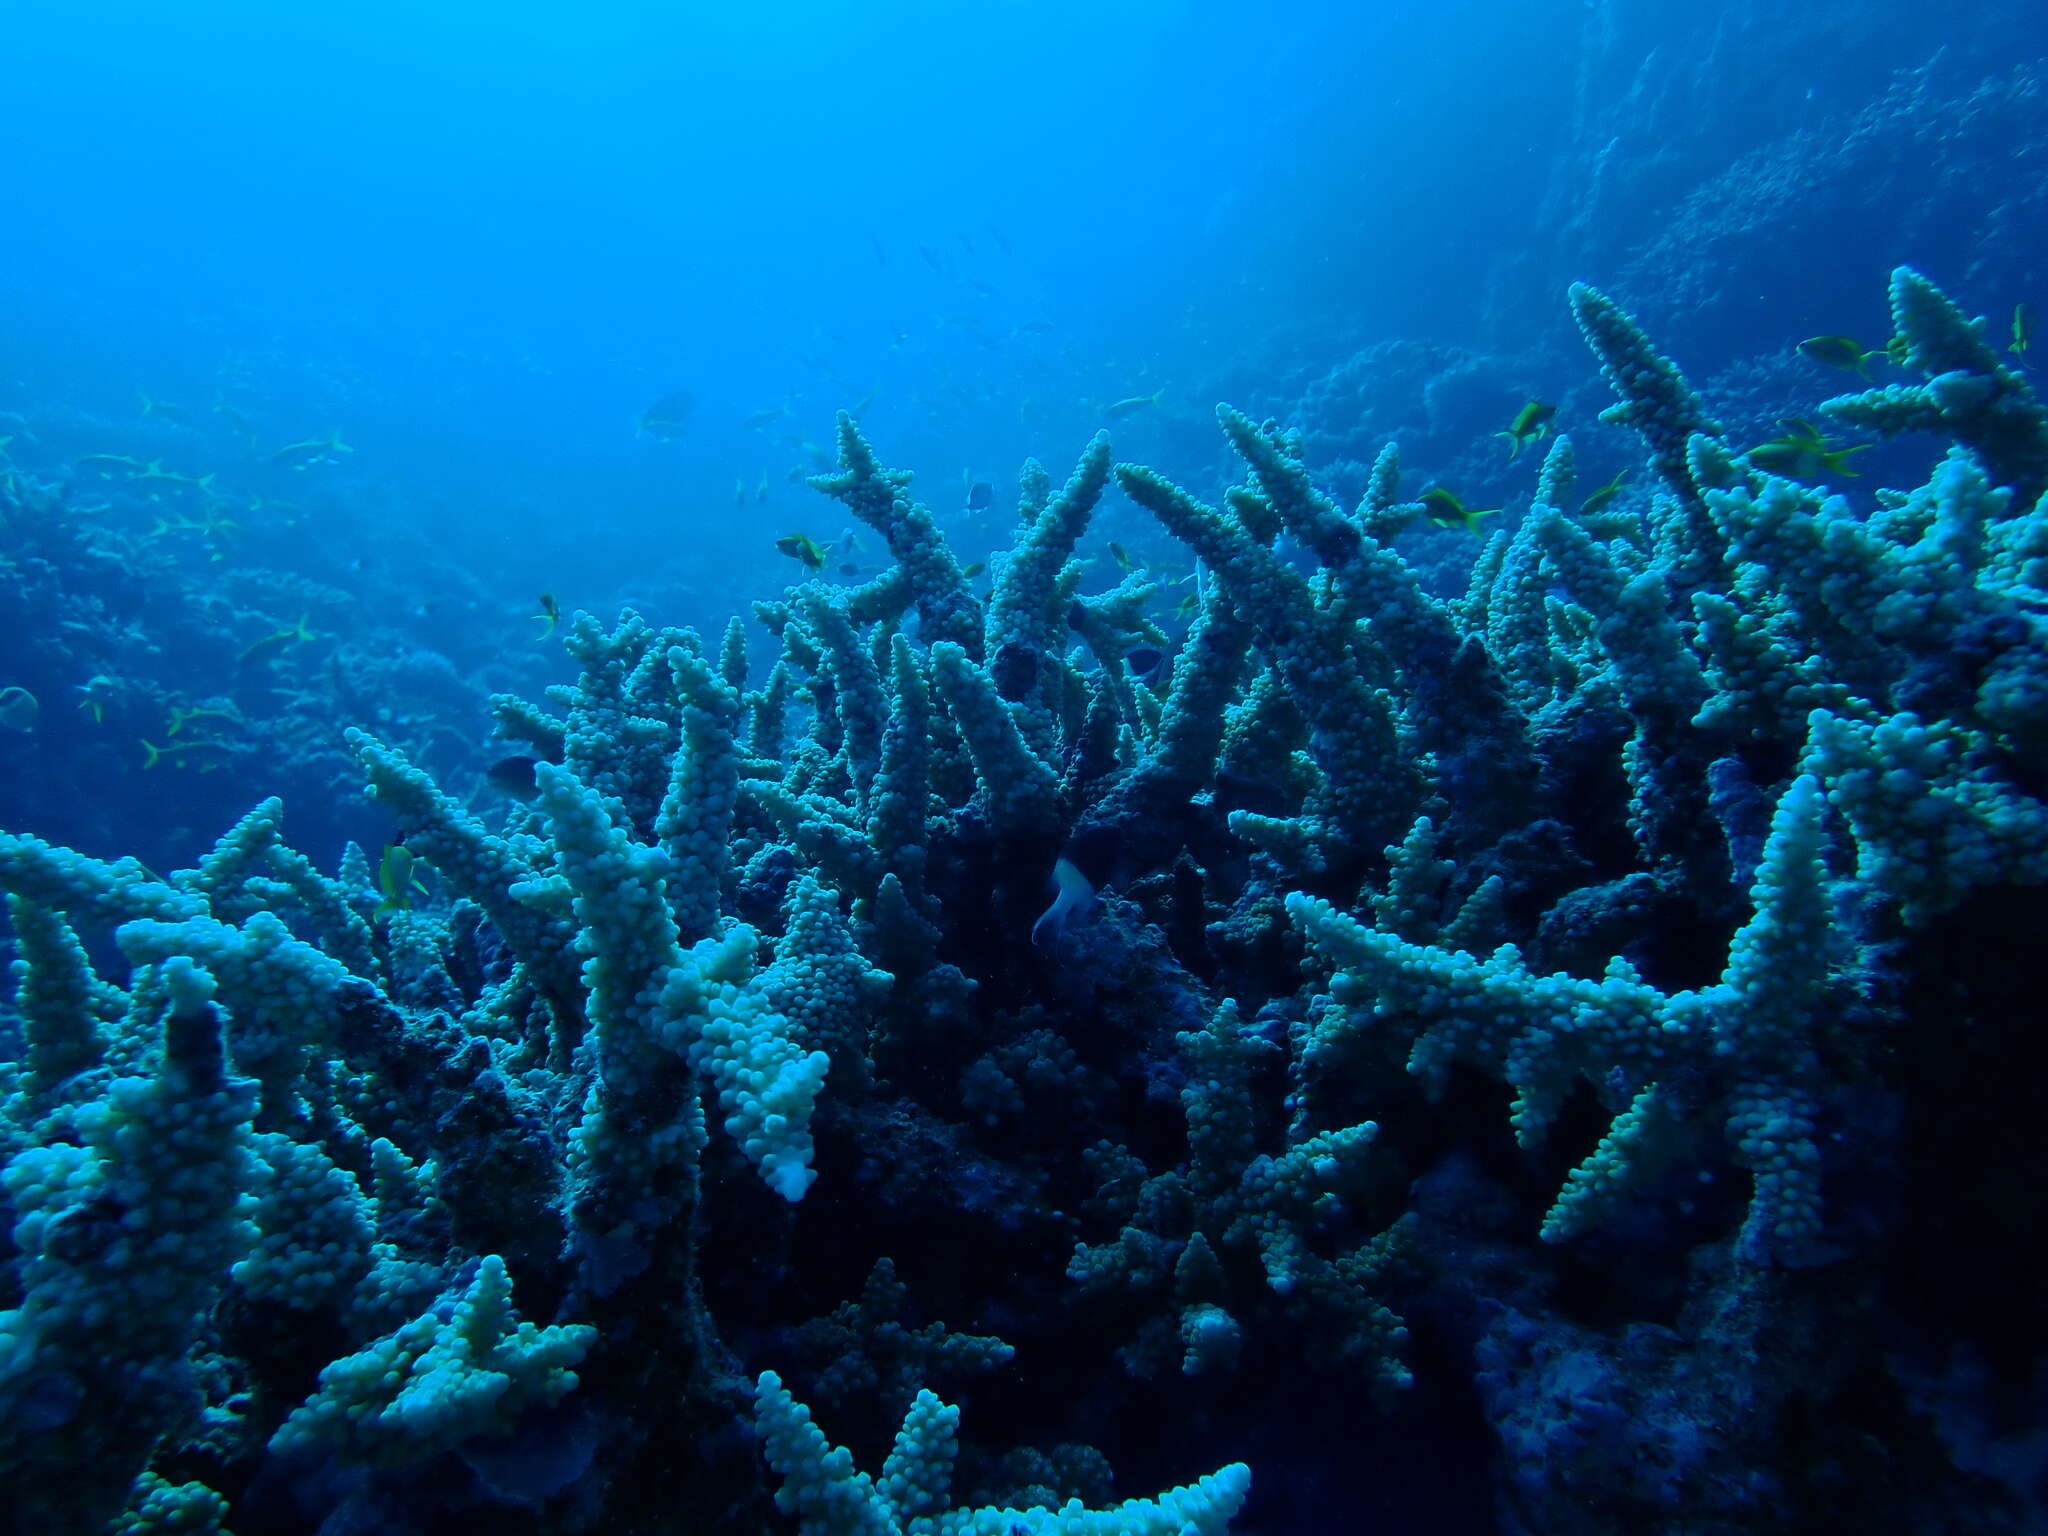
[6, 896, 107, 1104]
[234, 1132, 376, 1312]
[116, 910, 355, 1123]
[1571, 281, 1725, 516]
[1116, 457, 1416, 857]
[678, 925, 832, 1202]
[753, 1370, 1250, 1536]
[928, 640, 1061, 838]
[1070, 999, 1409, 1391]
[113, 1472, 232, 1535]
[0, 831, 203, 927]
[1290, 774, 1842, 1261]
[1802, 709, 2048, 924]
[271, 1253, 593, 1465]
[1822, 265, 2048, 510]
[349, 727, 584, 1016]
[808, 413, 982, 654]
[658, 642, 745, 943]
[984, 431, 1113, 731]
[0, 957, 261, 1534]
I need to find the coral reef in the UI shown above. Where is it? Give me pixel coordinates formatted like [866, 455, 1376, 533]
[4, 268, 2046, 1534]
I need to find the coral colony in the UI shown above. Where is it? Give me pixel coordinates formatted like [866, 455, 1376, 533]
[4, 268, 2047, 1532]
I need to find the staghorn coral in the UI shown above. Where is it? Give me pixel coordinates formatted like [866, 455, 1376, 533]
[1821, 264, 2048, 511]
[3, 270, 2045, 1533]
[752, 1370, 1251, 1536]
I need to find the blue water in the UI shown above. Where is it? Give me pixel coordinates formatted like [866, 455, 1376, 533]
[1, 0, 1572, 634]
[3, 0, 2046, 1531]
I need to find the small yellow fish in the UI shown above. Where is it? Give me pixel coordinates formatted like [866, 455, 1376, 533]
[1796, 335, 1878, 378]
[533, 592, 563, 639]
[1746, 418, 1869, 481]
[237, 612, 316, 667]
[140, 394, 193, 425]
[962, 561, 986, 580]
[1496, 400, 1556, 459]
[76, 452, 146, 477]
[1579, 469, 1631, 515]
[270, 430, 351, 470]
[167, 703, 239, 738]
[2013, 302, 2036, 358]
[74, 674, 117, 724]
[1107, 541, 1132, 571]
[744, 406, 789, 427]
[1103, 388, 1166, 420]
[137, 462, 215, 491]
[140, 737, 226, 770]
[375, 844, 430, 918]
[1418, 487, 1500, 533]
[638, 391, 693, 440]
[775, 532, 831, 571]
[213, 394, 259, 440]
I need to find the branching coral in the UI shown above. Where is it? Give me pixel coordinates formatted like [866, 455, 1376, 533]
[3, 268, 2044, 1533]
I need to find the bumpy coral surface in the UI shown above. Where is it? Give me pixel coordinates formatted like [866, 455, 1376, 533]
[4, 270, 2046, 1536]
